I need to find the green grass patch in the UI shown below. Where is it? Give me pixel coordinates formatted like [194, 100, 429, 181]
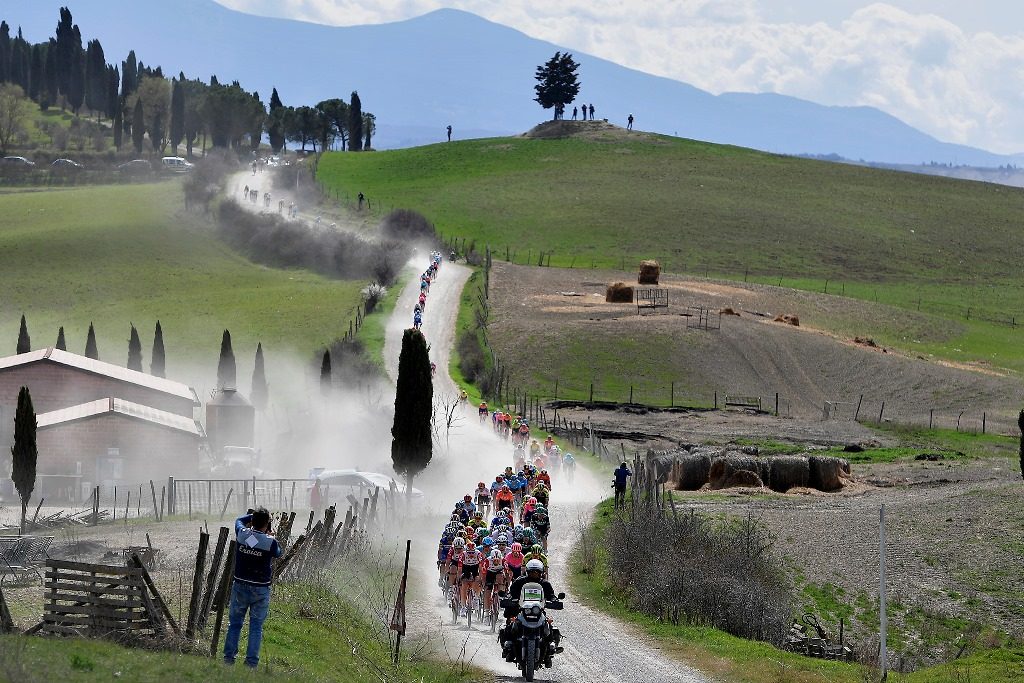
[0, 579, 480, 682]
[357, 278, 403, 372]
[317, 134, 1024, 373]
[0, 184, 366, 380]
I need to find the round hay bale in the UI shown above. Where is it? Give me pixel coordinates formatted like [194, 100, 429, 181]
[708, 454, 761, 489]
[606, 281, 634, 303]
[674, 453, 712, 490]
[768, 455, 810, 492]
[808, 455, 851, 491]
[724, 469, 764, 489]
[638, 260, 661, 285]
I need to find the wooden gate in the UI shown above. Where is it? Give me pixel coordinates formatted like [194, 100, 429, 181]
[41, 559, 161, 637]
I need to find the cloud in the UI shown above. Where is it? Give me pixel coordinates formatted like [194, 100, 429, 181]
[216, 0, 1024, 153]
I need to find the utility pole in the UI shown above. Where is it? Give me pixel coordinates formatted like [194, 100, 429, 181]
[879, 505, 888, 681]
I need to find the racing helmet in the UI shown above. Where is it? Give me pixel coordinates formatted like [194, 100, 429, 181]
[525, 559, 544, 573]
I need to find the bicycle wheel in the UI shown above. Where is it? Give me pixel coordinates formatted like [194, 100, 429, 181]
[467, 590, 474, 628]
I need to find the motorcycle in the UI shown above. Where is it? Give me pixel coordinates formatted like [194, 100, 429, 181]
[499, 583, 565, 681]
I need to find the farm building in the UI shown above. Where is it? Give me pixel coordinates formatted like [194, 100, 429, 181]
[0, 348, 202, 502]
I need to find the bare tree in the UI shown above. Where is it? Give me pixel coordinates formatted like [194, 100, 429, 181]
[431, 392, 465, 456]
[0, 83, 30, 155]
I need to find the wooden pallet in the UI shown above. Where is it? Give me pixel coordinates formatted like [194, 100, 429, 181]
[41, 559, 159, 637]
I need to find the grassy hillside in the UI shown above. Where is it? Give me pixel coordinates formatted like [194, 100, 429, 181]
[317, 127, 1024, 372]
[0, 182, 365, 378]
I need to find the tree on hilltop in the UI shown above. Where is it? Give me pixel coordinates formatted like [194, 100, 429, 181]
[268, 88, 286, 153]
[348, 91, 363, 151]
[169, 77, 184, 155]
[55, 326, 66, 351]
[534, 51, 580, 120]
[320, 349, 332, 395]
[251, 342, 268, 411]
[0, 83, 31, 155]
[131, 97, 144, 153]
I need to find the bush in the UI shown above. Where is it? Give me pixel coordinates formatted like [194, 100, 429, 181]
[456, 330, 486, 382]
[379, 208, 438, 243]
[216, 200, 411, 280]
[604, 506, 792, 642]
[363, 283, 386, 313]
[325, 337, 380, 384]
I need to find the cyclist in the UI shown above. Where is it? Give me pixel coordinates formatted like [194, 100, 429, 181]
[474, 481, 491, 516]
[482, 548, 506, 614]
[532, 483, 550, 506]
[461, 494, 477, 516]
[543, 435, 555, 455]
[526, 544, 549, 574]
[562, 452, 576, 484]
[457, 541, 483, 615]
[468, 510, 487, 530]
[537, 469, 552, 491]
[504, 541, 525, 579]
[446, 537, 466, 592]
[530, 505, 550, 550]
[458, 389, 468, 404]
[478, 402, 488, 423]
[495, 484, 515, 513]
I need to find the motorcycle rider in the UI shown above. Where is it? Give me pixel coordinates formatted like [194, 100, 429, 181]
[500, 559, 563, 662]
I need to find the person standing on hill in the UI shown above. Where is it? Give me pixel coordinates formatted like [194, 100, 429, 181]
[447, 125, 452, 142]
[572, 106, 578, 120]
[627, 113, 634, 130]
[224, 507, 283, 668]
[589, 103, 595, 120]
[612, 461, 631, 509]
[580, 104, 586, 121]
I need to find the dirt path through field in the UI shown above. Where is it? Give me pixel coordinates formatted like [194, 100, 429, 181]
[383, 256, 711, 681]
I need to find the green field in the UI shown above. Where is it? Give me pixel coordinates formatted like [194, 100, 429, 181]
[317, 129, 1024, 372]
[0, 183, 366, 378]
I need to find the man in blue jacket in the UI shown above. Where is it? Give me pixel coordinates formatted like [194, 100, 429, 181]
[224, 507, 282, 668]
[613, 462, 632, 509]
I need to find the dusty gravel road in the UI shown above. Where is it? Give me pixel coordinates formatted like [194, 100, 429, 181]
[383, 256, 711, 682]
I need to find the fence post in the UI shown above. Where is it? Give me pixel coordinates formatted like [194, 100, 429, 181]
[629, 386, 633, 404]
[855, 395, 863, 421]
[714, 391, 718, 410]
[775, 393, 779, 417]
[554, 379, 558, 401]
[589, 383, 593, 403]
[878, 401, 885, 424]
[982, 412, 986, 434]
[670, 381, 674, 408]
[929, 409, 933, 430]
[168, 477, 175, 515]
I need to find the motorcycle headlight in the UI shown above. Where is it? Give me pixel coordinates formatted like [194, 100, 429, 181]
[531, 605, 542, 616]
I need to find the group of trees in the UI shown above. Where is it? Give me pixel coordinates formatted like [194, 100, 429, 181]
[15, 314, 167, 377]
[216, 330, 269, 412]
[0, 8, 375, 156]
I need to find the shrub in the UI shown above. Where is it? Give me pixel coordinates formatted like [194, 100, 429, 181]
[456, 330, 485, 382]
[379, 208, 437, 243]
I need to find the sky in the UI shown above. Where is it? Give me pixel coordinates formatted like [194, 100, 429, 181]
[214, 0, 1024, 154]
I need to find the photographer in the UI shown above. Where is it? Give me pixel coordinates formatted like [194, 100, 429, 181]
[223, 506, 283, 668]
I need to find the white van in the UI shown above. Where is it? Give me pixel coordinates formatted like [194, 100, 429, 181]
[161, 156, 194, 172]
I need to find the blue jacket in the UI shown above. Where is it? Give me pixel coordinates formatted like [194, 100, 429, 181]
[233, 514, 283, 587]
[613, 466, 632, 488]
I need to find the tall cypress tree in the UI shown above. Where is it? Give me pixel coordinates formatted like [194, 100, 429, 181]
[0, 22, 10, 84]
[131, 97, 144, 154]
[120, 50, 137, 98]
[55, 326, 66, 351]
[320, 350, 332, 395]
[67, 30, 85, 113]
[16, 314, 29, 354]
[251, 342, 268, 411]
[150, 320, 165, 377]
[169, 77, 184, 155]
[43, 39, 58, 108]
[126, 323, 143, 371]
[11, 386, 38, 535]
[390, 329, 433, 492]
[217, 329, 236, 389]
[112, 102, 122, 149]
[348, 91, 363, 151]
[28, 43, 44, 103]
[268, 87, 285, 153]
[84, 321, 99, 359]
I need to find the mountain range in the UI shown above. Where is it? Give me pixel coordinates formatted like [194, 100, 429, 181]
[2, 0, 1021, 167]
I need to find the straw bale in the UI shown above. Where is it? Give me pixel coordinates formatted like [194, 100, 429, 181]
[767, 455, 810, 492]
[808, 455, 851, 491]
[606, 282, 634, 303]
[724, 469, 765, 489]
[708, 454, 760, 489]
[674, 453, 712, 490]
[638, 260, 661, 285]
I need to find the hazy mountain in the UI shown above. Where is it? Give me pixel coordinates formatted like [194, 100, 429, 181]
[4, 0, 1021, 166]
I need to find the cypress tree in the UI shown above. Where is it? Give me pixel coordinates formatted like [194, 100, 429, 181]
[0, 22, 10, 84]
[55, 326, 66, 351]
[43, 39, 58, 108]
[28, 43, 44, 103]
[85, 322, 99, 359]
[217, 329, 236, 389]
[251, 342, 268, 411]
[120, 50, 137, 98]
[112, 104, 122, 149]
[348, 91, 363, 151]
[126, 323, 143, 371]
[320, 349, 332, 395]
[11, 386, 38, 535]
[16, 314, 29, 354]
[390, 329, 433, 493]
[169, 78, 184, 155]
[131, 97, 144, 154]
[268, 87, 285, 153]
[150, 320, 165, 377]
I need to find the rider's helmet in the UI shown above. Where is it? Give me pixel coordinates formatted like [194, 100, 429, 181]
[477, 481, 486, 488]
[512, 542, 523, 553]
[455, 501, 465, 510]
[529, 497, 538, 505]
[501, 484, 511, 491]
[474, 511, 484, 519]
[466, 541, 476, 551]
[496, 534, 508, 544]
[525, 559, 544, 573]
[482, 537, 494, 547]
[496, 475, 504, 483]
[531, 544, 543, 554]
[450, 514, 461, 521]
[463, 494, 472, 502]
[453, 537, 466, 549]
[541, 469, 548, 475]
[534, 505, 546, 514]
[490, 549, 503, 560]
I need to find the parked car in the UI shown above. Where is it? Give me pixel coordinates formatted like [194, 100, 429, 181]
[51, 158, 83, 170]
[161, 156, 193, 172]
[117, 159, 151, 173]
[308, 468, 424, 505]
[1, 156, 35, 166]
